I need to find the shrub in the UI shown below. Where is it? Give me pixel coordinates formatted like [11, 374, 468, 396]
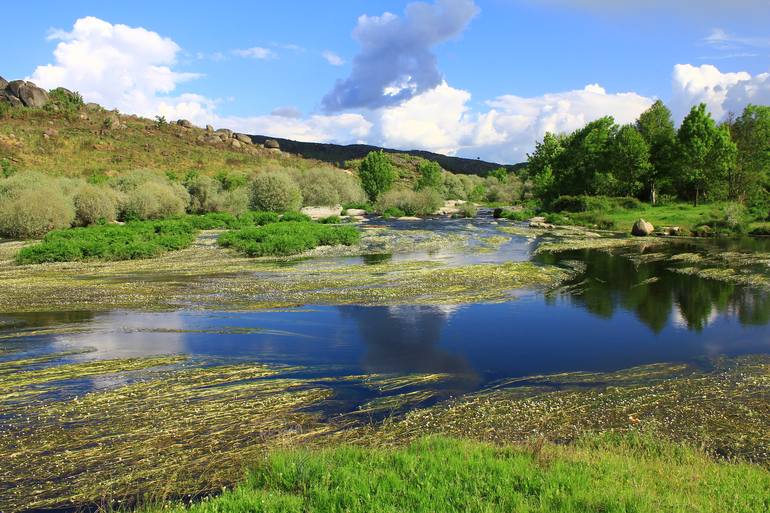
[249, 173, 302, 212]
[544, 212, 570, 225]
[415, 160, 443, 191]
[46, 88, 84, 115]
[551, 195, 588, 212]
[319, 215, 342, 224]
[280, 211, 311, 222]
[359, 151, 396, 202]
[456, 202, 477, 218]
[382, 207, 406, 218]
[376, 188, 443, 217]
[185, 174, 224, 214]
[497, 208, 535, 221]
[184, 212, 242, 230]
[218, 221, 359, 257]
[122, 182, 189, 220]
[16, 220, 197, 264]
[488, 167, 509, 183]
[240, 211, 281, 226]
[0, 187, 76, 238]
[289, 167, 367, 207]
[73, 184, 119, 226]
[442, 173, 467, 200]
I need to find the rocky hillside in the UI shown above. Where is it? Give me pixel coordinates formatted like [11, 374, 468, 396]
[0, 77, 518, 179]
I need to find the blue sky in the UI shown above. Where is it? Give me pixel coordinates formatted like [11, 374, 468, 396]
[2, 0, 770, 162]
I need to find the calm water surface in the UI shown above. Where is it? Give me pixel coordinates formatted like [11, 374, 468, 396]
[3, 216, 770, 400]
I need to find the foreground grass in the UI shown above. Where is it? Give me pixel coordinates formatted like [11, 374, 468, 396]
[157, 436, 770, 513]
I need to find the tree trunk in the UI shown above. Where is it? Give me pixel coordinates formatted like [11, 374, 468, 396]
[694, 186, 699, 207]
[651, 182, 657, 206]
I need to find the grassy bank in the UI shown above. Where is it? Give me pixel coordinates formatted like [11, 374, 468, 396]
[157, 436, 769, 513]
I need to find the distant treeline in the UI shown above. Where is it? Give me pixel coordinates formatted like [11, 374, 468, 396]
[526, 101, 770, 207]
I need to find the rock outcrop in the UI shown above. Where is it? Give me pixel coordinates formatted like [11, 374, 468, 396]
[235, 133, 252, 144]
[631, 219, 655, 236]
[1, 79, 50, 108]
[264, 138, 280, 150]
[176, 119, 194, 129]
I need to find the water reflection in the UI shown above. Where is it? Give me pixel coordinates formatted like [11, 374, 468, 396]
[538, 247, 770, 333]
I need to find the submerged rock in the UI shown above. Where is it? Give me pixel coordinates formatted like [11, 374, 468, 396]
[632, 219, 655, 236]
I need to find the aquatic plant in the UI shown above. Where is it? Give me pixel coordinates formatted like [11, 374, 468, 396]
[218, 221, 360, 257]
[15, 220, 198, 264]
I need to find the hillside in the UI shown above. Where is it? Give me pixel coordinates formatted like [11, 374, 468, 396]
[249, 135, 523, 176]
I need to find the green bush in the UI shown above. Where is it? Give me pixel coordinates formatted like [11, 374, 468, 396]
[112, 170, 189, 220]
[122, 182, 189, 220]
[550, 195, 589, 212]
[184, 212, 242, 230]
[16, 220, 197, 264]
[289, 167, 366, 207]
[456, 202, 477, 218]
[442, 173, 467, 200]
[382, 207, 406, 218]
[0, 187, 75, 239]
[415, 161, 443, 191]
[218, 221, 359, 257]
[185, 174, 224, 214]
[249, 173, 302, 212]
[376, 188, 443, 216]
[280, 211, 311, 223]
[240, 211, 281, 226]
[497, 208, 535, 222]
[318, 215, 342, 224]
[45, 88, 84, 115]
[544, 212, 570, 225]
[73, 184, 119, 226]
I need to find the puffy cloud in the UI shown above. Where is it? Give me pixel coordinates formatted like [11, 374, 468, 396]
[30, 16, 206, 119]
[671, 64, 752, 120]
[233, 47, 277, 60]
[322, 51, 345, 66]
[321, 0, 479, 111]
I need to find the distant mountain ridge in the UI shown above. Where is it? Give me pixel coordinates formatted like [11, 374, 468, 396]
[249, 135, 524, 176]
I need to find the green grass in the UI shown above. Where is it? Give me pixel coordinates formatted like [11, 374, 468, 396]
[15, 220, 198, 264]
[548, 200, 753, 234]
[158, 436, 770, 513]
[218, 221, 360, 257]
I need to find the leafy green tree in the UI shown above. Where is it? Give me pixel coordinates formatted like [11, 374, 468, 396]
[359, 151, 396, 202]
[603, 124, 650, 197]
[677, 104, 736, 205]
[730, 105, 770, 203]
[636, 100, 676, 204]
[415, 160, 443, 191]
[488, 167, 508, 183]
[527, 132, 565, 201]
[555, 116, 617, 197]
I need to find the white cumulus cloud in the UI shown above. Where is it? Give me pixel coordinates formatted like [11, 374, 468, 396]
[30, 16, 204, 119]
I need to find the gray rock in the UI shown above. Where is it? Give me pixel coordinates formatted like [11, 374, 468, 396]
[529, 221, 555, 229]
[206, 124, 214, 133]
[7, 80, 49, 108]
[631, 219, 655, 236]
[176, 119, 193, 128]
[203, 135, 221, 144]
[493, 206, 518, 218]
[230, 139, 242, 149]
[344, 208, 367, 216]
[0, 90, 22, 108]
[301, 205, 343, 220]
[235, 133, 252, 144]
[264, 138, 280, 149]
[215, 128, 233, 138]
[0, 76, 7, 89]
[85, 102, 102, 111]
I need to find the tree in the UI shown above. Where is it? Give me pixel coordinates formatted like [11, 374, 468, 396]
[603, 124, 651, 197]
[730, 104, 770, 203]
[358, 151, 396, 202]
[636, 100, 676, 204]
[677, 104, 730, 205]
[488, 167, 508, 183]
[555, 116, 617, 197]
[415, 160, 443, 191]
[527, 132, 565, 201]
